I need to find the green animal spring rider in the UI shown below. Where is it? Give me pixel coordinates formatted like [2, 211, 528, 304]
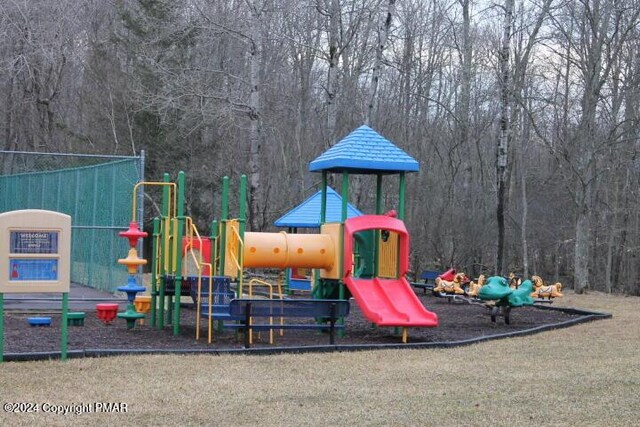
[477, 276, 535, 324]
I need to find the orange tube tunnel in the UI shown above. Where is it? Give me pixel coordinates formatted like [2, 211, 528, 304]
[242, 232, 335, 270]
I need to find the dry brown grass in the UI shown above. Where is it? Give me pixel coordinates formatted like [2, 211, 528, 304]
[1, 291, 638, 426]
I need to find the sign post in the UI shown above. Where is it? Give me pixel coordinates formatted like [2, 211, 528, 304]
[0, 210, 71, 362]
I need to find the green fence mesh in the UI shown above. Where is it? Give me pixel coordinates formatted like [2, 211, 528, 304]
[0, 152, 143, 292]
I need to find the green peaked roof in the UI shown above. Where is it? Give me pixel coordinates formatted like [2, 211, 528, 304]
[309, 125, 419, 174]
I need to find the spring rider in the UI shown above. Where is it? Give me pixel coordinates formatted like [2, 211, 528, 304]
[477, 276, 534, 324]
[117, 222, 147, 328]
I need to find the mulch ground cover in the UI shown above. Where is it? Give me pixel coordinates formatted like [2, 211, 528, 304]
[2, 290, 580, 355]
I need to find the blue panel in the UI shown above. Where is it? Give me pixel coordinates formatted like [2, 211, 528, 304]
[289, 278, 312, 291]
[9, 258, 59, 281]
[274, 187, 362, 228]
[309, 125, 420, 173]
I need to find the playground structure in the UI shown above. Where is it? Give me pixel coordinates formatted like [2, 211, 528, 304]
[0, 146, 584, 357]
[118, 125, 439, 343]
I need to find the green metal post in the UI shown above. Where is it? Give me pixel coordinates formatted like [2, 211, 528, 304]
[341, 172, 349, 222]
[150, 218, 160, 327]
[0, 293, 4, 362]
[219, 176, 229, 277]
[375, 174, 383, 277]
[173, 171, 186, 336]
[395, 172, 407, 337]
[158, 173, 170, 329]
[315, 172, 329, 295]
[166, 199, 174, 328]
[87, 168, 99, 288]
[376, 174, 383, 215]
[167, 294, 173, 326]
[340, 172, 349, 281]
[61, 293, 68, 361]
[398, 172, 406, 220]
[339, 172, 349, 335]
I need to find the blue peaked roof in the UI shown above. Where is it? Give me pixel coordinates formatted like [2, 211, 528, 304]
[309, 125, 419, 174]
[274, 187, 362, 228]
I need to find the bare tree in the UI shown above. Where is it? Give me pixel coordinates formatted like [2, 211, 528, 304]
[548, 0, 640, 292]
[321, 0, 341, 147]
[246, 0, 265, 231]
[495, 0, 515, 276]
[0, 1, 78, 154]
[365, 0, 395, 126]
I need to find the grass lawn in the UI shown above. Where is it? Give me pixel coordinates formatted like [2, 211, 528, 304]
[1, 291, 638, 426]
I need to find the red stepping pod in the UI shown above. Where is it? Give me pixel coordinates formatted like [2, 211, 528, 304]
[119, 222, 148, 248]
[96, 303, 119, 325]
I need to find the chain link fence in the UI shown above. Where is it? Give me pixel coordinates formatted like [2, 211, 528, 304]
[0, 151, 144, 292]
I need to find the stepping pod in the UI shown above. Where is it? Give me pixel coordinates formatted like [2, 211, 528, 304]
[67, 312, 86, 326]
[96, 303, 119, 325]
[28, 317, 52, 327]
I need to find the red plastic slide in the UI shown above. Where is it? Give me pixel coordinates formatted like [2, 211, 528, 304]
[344, 276, 438, 326]
[343, 215, 438, 328]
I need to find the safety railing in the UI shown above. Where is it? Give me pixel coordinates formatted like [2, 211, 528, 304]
[246, 278, 285, 344]
[227, 221, 245, 297]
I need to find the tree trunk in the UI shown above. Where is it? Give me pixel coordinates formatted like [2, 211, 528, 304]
[458, 0, 472, 153]
[574, 204, 590, 293]
[400, 22, 413, 144]
[3, 76, 16, 174]
[247, 3, 263, 231]
[520, 97, 530, 278]
[495, 0, 514, 276]
[295, 65, 309, 200]
[326, 0, 340, 148]
[366, 0, 395, 127]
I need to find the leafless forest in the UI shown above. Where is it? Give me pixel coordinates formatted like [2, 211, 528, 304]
[1, 0, 639, 294]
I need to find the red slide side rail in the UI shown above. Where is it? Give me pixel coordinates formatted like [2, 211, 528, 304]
[343, 215, 409, 277]
[342, 215, 438, 328]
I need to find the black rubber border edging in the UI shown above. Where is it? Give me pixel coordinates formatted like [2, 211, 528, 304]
[2, 305, 611, 362]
